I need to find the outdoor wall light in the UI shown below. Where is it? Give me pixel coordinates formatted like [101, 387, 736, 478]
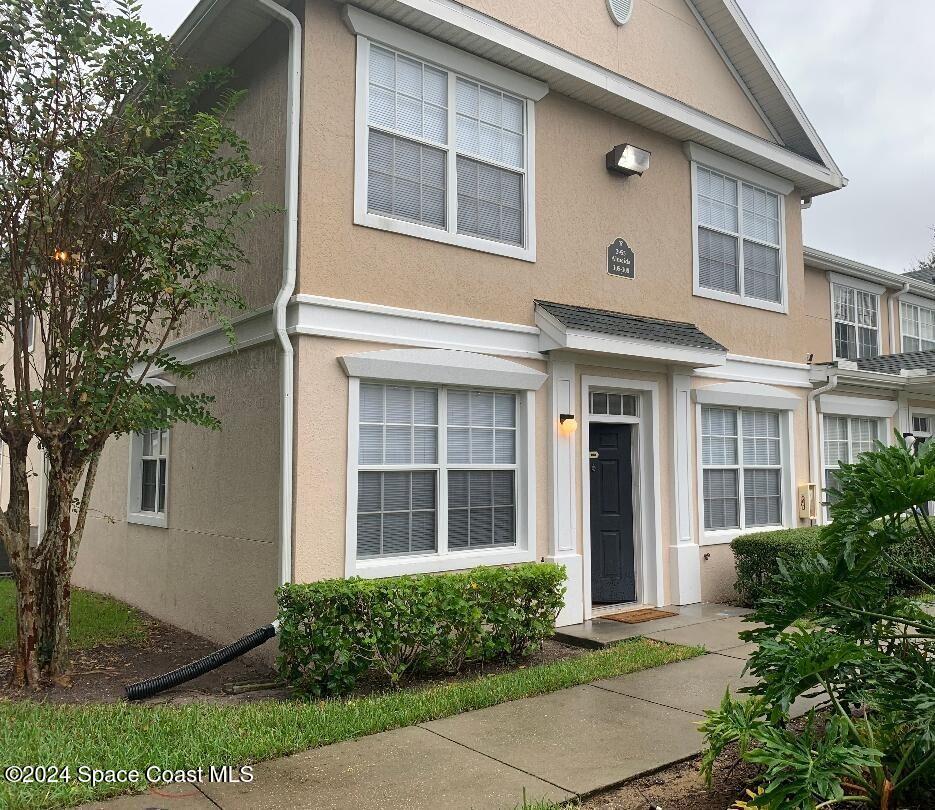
[559, 414, 578, 434]
[605, 143, 652, 177]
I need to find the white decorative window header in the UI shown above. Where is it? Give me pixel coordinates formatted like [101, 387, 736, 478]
[339, 348, 547, 391]
[694, 381, 800, 412]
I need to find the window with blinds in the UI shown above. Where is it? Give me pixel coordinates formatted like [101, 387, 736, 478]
[900, 302, 935, 352]
[364, 43, 529, 249]
[356, 383, 518, 559]
[822, 415, 879, 501]
[701, 406, 783, 532]
[832, 285, 879, 360]
[695, 165, 783, 306]
[128, 428, 169, 526]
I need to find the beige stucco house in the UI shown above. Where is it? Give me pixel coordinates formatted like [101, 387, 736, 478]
[57, 0, 935, 644]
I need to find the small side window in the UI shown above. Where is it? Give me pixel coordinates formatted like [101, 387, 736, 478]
[128, 428, 169, 527]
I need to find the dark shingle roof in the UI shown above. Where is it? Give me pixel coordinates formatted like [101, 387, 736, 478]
[856, 350, 935, 375]
[902, 268, 935, 284]
[535, 300, 726, 352]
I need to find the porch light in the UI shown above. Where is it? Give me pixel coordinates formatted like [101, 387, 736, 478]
[605, 143, 651, 177]
[559, 413, 578, 434]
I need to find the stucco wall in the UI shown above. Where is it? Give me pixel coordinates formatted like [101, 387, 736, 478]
[454, 0, 775, 139]
[73, 344, 280, 647]
[300, 0, 809, 364]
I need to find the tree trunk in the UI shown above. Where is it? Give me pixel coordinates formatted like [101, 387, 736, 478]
[3, 439, 100, 688]
[2, 434, 39, 688]
[36, 460, 88, 684]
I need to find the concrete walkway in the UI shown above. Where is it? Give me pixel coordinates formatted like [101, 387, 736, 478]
[81, 605, 777, 810]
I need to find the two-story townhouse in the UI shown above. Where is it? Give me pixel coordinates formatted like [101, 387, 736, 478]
[801, 248, 935, 521]
[66, 0, 856, 644]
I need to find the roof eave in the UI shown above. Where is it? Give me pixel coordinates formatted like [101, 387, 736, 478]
[803, 246, 935, 301]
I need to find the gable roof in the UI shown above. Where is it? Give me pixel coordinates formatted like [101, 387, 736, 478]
[534, 300, 726, 352]
[171, 0, 844, 196]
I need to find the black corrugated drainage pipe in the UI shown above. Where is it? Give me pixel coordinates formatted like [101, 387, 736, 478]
[124, 620, 279, 701]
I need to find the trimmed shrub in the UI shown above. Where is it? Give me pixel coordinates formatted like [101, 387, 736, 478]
[277, 562, 566, 697]
[732, 523, 935, 607]
[731, 527, 822, 607]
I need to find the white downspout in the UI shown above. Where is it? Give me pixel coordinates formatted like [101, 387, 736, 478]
[807, 372, 838, 524]
[889, 282, 910, 354]
[254, 0, 301, 586]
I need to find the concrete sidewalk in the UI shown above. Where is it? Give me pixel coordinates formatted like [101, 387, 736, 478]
[82, 608, 775, 810]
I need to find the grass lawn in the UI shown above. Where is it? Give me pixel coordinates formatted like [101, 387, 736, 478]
[0, 579, 146, 650]
[0, 638, 702, 809]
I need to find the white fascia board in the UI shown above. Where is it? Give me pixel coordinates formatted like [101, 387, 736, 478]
[685, 142, 793, 195]
[334, 0, 843, 196]
[340, 347, 548, 390]
[819, 394, 898, 419]
[536, 309, 726, 368]
[344, 6, 548, 100]
[694, 381, 801, 410]
[291, 295, 543, 358]
[694, 354, 812, 388]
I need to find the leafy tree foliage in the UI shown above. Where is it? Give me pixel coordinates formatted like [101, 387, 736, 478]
[0, 0, 259, 686]
[702, 436, 935, 809]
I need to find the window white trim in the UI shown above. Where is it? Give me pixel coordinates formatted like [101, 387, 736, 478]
[344, 377, 536, 578]
[830, 281, 881, 362]
[684, 143, 793, 196]
[819, 413, 888, 523]
[694, 381, 800, 411]
[900, 300, 935, 353]
[689, 158, 788, 314]
[696, 405, 795, 546]
[339, 348, 547, 391]
[127, 429, 170, 528]
[352, 26, 538, 262]
[819, 394, 897, 419]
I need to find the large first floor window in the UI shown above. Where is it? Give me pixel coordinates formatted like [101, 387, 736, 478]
[127, 428, 169, 526]
[700, 406, 784, 532]
[355, 382, 518, 559]
[822, 415, 879, 496]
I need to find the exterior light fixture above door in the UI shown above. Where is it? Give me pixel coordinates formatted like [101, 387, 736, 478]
[605, 144, 651, 177]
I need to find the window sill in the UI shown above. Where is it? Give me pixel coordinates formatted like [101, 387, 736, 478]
[127, 511, 167, 529]
[693, 285, 787, 314]
[350, 545, 535, 578]
[700, 525, 786, 546]
[355, 211, 536, 263]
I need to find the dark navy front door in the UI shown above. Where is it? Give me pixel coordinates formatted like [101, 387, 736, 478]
[589, 423, 637, 604]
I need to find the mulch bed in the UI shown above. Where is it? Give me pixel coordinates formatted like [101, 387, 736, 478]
[0, 606, 586, 705]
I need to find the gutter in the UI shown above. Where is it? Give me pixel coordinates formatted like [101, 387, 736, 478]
[807, 371, 838, 523]
[253, 0, 302, 587]
[889, 282, 910, 354]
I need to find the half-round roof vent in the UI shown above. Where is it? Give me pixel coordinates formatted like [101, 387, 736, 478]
[606, 0, 634, 26]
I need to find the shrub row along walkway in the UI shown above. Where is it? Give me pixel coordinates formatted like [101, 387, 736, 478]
[83, 605, 798, 810]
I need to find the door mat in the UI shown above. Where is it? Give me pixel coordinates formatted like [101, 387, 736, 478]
[601, 608, 678, 624]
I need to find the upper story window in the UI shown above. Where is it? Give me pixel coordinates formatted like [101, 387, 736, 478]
[354, 34, 540, 262]
[832, 283, 879, 360]
[692, 165, 785, 311]
[901, 301, 935, 352]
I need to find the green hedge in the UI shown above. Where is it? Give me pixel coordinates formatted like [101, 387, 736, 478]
[276, 563, 566, 697]
[732, 524, 935, 607]
[731, 527, 822, 607]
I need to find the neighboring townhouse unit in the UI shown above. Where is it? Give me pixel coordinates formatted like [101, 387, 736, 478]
[62, 0, 927, 644]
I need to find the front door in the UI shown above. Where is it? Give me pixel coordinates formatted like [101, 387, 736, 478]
[589, 423, 637, 604]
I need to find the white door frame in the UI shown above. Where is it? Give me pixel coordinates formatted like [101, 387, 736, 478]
[580, 376, 664, 619]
